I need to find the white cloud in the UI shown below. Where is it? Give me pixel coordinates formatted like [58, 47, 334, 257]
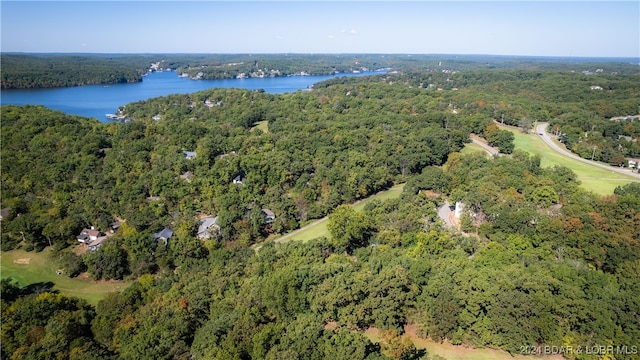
[350, 29, 358, 35]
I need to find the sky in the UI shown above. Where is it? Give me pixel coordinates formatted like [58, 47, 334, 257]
[1, 1, 638, 58]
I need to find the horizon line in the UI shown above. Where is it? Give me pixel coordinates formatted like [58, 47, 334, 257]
[2, 51, 639, 60]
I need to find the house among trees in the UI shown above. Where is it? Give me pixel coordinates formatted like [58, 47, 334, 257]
[261, 209, 276, 224]
[77, 227, 108, 251]
[88, 237, 108, 252]
[180, 171, 193, 182]
[154, 227, 173, 245]
[183, 151, 196, 160]
[77, 227, 103, 243]
[197, 216, 220, 240]
[110, 221, 122, 232]
[233, 173, 245, 184]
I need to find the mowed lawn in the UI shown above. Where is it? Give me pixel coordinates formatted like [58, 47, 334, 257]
[1, 248, 129, 305]
[251, 120, 269, 133]
[460, 141, 493, 157]
[277, 183, 405, 243]
[498, 125, 639, 195]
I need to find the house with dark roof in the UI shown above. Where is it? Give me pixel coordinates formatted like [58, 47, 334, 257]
[77, 227, 103, 243]
[261, 209, 276, 224]
[154, 227, 174, 245]
[110, 221, 122, 232]
[233, 173, 245, 184]
[77, 227, 109, 251]
[197, 216, 220, 240]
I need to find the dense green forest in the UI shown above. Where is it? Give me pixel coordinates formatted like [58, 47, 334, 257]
[0, 54, 153, 88]
[2, 66, 640, 359]
[3, 53, 639, 88]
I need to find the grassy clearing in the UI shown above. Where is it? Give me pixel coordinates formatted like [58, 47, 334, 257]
[500, 125, 638, 195]
[251, 120, 269, 133]
[1, 248, 129, 305]
[460, 142, 492, 157]
[276, 183, 405, 244]
[364, 327, 561, 360]
[282, 220, 330, 243]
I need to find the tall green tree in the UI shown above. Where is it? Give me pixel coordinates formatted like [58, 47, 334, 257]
[327, 205, 374, 254]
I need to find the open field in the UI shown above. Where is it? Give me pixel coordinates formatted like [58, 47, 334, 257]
[274, 183, 405, 244]
[498, 125, 639, 195]
[251, 120, 269, 133]
[364, 326, 562, 360]
[461, 141, 495, 157]
[1, 248, 130, 305]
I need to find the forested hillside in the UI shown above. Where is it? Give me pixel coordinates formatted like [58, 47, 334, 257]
[1, 54, 153, 88]
[2, 67, 640, 359]
[2, 152, 639, 359]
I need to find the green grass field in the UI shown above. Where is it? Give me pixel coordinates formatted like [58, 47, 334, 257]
[1, 248, 130, 305]
[251, 120, 269, 133]
[276, 183, 405, 243]
[494, 125, 638, 195]
[460, 142, 492, 157]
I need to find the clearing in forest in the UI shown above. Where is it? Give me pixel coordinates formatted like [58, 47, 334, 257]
[1, 248, 130, 305]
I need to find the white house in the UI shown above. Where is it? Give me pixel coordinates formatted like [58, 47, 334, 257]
[183, 151, 196, 160]
[198, 216, 220, 240]
[77, 227, 102, 243]
[233, 174, 245, 184]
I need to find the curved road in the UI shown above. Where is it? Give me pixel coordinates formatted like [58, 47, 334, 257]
[470, 137, 500, 156]
[536, 123, 640, 179]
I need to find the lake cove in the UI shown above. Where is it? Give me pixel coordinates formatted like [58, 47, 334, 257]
[0, 70, 386, 122]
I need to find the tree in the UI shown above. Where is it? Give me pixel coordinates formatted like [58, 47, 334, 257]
[519, 117, 532, 134]
[327, 205, 374, 254]
[84, 240, 130, 280]
[487, 129, 515, 154]
[405, 166, 452, 195]
[529, 185, 559, 207]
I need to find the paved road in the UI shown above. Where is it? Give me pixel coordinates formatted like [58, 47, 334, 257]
[536, 123, 640, 179]
[437, 200, 454, 228]
[470, 137, 500, 156]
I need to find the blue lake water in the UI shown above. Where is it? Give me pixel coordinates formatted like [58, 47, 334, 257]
[1, 70, 385, 122]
